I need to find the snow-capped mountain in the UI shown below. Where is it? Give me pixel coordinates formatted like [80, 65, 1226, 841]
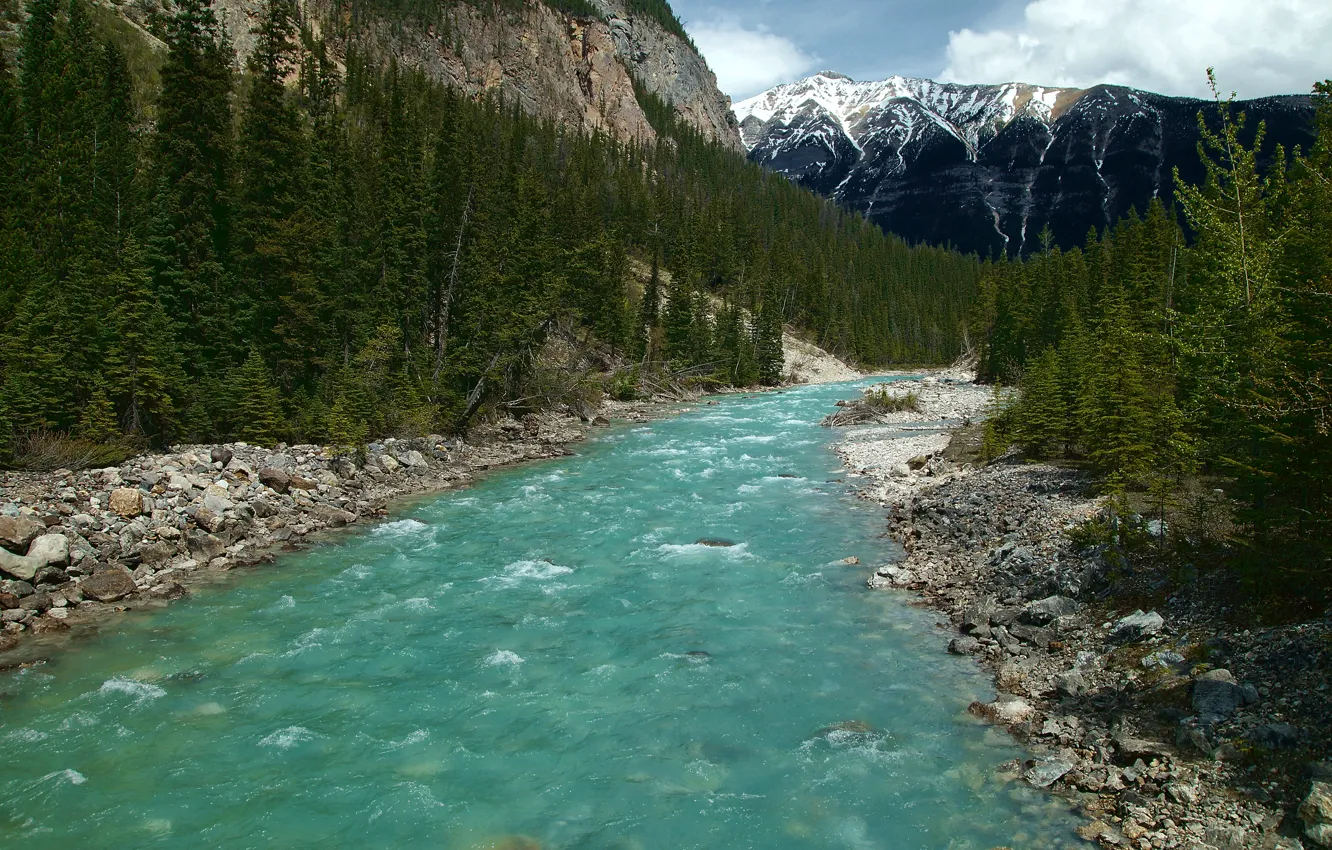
[736, 72, 1316, 256]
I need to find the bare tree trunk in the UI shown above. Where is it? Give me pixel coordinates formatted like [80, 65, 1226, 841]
[434, 185, 475, 382]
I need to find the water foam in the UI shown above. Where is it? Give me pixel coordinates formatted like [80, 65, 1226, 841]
[481, 559, 574, 588]
[259, 726, 317, 749]
[484, 650, 524, 667]
[98, 678, 166, 703]
[373, 519, 429, 537]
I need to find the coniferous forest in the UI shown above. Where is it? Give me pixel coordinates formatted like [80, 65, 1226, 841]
[977, 76, 1332, 585]
[0, 0, 980, 461]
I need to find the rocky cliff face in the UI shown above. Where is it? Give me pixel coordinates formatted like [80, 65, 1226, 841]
[738, 72, 1316, 256]
[102, 0, 741, 150]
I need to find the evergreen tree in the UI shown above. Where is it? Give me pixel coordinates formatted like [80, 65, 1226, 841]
[226, 350, 285, 445]
[105, 240, 185, 438]
[754, 280, 784, 385]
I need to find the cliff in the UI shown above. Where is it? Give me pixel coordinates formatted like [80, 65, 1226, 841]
[95, 0, 741, 150]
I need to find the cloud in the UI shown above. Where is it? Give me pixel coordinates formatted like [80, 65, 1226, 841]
[942, 0, 1332, 98]
[686, 15, 819, 99]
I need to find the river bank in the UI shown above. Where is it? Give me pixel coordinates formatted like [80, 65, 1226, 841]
[833, 376, 1332, 850]
[0, 334, 870, 665]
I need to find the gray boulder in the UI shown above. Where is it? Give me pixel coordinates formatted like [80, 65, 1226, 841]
[1252, 723, 1302, 750]
[1021, 595, 1080, 625]
[1193, 669, 1255, 720]
[961, 598, 994, 634]
[1109, 610, 1164, 643]
[1025, 758, 1075, 788]
[1054, 670, 1088, 698]
[948, 636, 980, 655]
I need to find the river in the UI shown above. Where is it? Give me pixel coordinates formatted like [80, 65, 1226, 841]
[0, 379, 1088, 848]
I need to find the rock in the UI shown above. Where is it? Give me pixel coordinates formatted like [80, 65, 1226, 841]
[28, 534, 69, 567]
[108, 487, 145, 518]
[396, 450, 428, 469]
[872, 565, 915, 586]
[149, 581, 188, 600]
[18, 590, 51, 612]
[1252, 723, 1302, 750]
[961, 598, 994, 634]
[1193, 670, 1254, 720]
[259, 468, 291, 493]
[186, 530, 226, 562]
[1025, 758, 1075, 788]
[0, 514, 45, 553]
[1, 579, 35, 597]
[1141, 649, 1185, 669]
[137, 541, 176, 566]
[1113, 729, 1170, 761]
[1303, 781, 1332, 847]
[1166, 781, 1200, 805]
[1054, 670, 1088, 698]
[311, 506, 357, 527]
[838, 556, 860, 565]
[211, 447, 234, 467]
[0, 547, 38, 581]
[695, 539, 736, 547]
[289, 476, 318, 491]
[0, 592, 18, 609]
[1020, 595, 1079, 625]
[194, 508, 225, 534]
[1108, 610, 1164, 643]
[251, 498, 279, 519]
[79, 565, 137, 602]
[1007, 622, 1051, 648]
[30, 615, 69, 634]
[203, 486, 235, 514]
[906, 455, 929, 470]
[32, 565, 66, 585]
[948, 635, 980, 655]
[969, 694, 1035, 725]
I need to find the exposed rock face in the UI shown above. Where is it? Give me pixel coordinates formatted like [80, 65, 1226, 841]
[103, 0, 740, 151]
[736, 72, 1316, 256]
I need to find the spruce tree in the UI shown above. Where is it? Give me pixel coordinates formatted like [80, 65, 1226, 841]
[227, 350, 285, 445]
[754, 280, 784, 385]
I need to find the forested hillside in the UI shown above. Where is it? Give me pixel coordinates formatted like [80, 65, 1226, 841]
[0, 0, 979, 461]
[976, 76, 1332, 587]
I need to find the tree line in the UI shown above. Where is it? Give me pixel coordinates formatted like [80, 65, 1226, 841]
[0, 0, 980, 460]
[977, 74, 1332, 585]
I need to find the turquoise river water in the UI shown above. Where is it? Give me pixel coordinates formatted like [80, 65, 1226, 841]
[0, 379, 1090, 849]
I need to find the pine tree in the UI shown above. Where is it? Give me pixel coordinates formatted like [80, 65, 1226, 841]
[754, 280, 784, 385]
[227, 350, 285, 445]
[77, 389, 120, 443]
[150, 0, 235, 367]
[105, 240, 185, 438]
[1014, 346, 1066, 457]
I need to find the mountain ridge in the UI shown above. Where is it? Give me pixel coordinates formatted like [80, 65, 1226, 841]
[737, 71, 1317, 256]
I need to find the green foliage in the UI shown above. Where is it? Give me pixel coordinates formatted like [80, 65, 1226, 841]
[976, 71, 1332, 588]
[227, 350, 286, 446]
[0, 0, 979, 464]
[862, 387, 920, 413]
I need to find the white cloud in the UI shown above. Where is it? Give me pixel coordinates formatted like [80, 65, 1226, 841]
[687, 15, 819, 99]
[942, 0, 1332, 98]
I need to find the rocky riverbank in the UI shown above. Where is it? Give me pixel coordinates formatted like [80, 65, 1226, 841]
[0, 335, 871, 665]
[834, 376, 1332, 850]
[0, 407, 666, 664]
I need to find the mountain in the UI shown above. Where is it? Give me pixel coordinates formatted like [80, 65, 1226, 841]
[0, 0, 741, 150]
[736, 71, 1317, 256]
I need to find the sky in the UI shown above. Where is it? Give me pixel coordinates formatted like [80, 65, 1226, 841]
[670, 0, 1332, 102]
